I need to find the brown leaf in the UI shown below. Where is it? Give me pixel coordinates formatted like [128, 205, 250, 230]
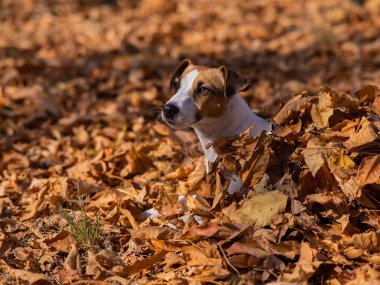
[13, 247, 32, 261]
[229, 254, 261, 268]
[356, 155, 380, 186]
[354, 85, 380, 103]
[310, 103, 333, 130]
[43, 230, 75, 253]
[149, 239, 181, 252]
[226, 241, 270, 259]
[64, 244, 81, 272]
[352, 232, 380, 251]
[96, 250, 124, 270]
[152, 122, 170, 136]
[177, 157, 206, 194]
[344, 118, 378, 150]
[180, 222, 248, 241]
[320, 87, 357, 109]
[227, 239, 299, 260]
[274, 119, 302, 138]
[131, 226, 177, 242]
[302, 138, 335, 176]
[362, 253, 380, 264]
[2, 151, 30, 170]
[164, 252, 185, 270]
[121, 250, 167, 276]
[343, 247, 364, 260]
[119, 208, 140, 229]
[373, 95, 380, 117]
[182, 243, 222, 267]
[274, 94, 313, 125]
[239, 134, 270, 188]
[10, 269, 51, 285]
[281, 242, 324, 282]
[305, 192, 348, 219]
[211, 172, 225, 209]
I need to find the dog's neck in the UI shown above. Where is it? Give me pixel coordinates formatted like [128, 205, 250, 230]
[193, 94, 271, 164]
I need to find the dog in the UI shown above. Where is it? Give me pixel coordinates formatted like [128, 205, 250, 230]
[162, 59, 272, 171]
[143, 59, 272, 221]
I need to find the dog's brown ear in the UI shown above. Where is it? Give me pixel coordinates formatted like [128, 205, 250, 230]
[219, 66, 252, 98]
[170, 59, 192, 89]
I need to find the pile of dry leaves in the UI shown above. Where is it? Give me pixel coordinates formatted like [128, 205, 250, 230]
[1, 0, 380, 284]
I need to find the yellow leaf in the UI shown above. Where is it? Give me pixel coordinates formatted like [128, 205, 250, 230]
[328, 155, 356, 170]
[229, 190, 288, 227]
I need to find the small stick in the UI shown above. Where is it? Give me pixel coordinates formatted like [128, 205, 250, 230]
[217, 243, 240, 275]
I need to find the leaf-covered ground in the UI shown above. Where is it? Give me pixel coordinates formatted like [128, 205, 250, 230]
[0, 0, 380, 284]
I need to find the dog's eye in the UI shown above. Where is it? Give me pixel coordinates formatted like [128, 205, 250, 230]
[197, 86, 210, 94]
[172, 78, 180, 90]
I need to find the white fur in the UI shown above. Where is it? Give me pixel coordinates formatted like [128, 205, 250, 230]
[193, 94, 272, 168]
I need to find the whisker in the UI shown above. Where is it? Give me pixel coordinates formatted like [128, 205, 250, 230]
[156, 113, 164, 122]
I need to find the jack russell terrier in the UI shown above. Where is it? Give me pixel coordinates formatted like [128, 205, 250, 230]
[162, 59, 272, 171]
[143, 60, 272, 220]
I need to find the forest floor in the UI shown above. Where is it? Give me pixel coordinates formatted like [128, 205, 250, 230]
[0, 0, 380, 284]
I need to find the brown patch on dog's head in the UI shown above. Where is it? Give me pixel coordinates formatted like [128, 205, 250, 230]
[170, 59, 192, 91]
[190, 68, 226, 118]
[169, 59, 252, 120]
[191, 66, 252, 119]
[219, 66, 252, 97]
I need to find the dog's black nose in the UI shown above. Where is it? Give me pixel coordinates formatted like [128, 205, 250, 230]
[163, 103, 179, 119]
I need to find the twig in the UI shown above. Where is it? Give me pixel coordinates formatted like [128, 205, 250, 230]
[217, 243, 240, 275]
[251, 267, 279, 278]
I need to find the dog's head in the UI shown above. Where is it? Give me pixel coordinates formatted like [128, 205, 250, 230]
[162, 59, 252, 129]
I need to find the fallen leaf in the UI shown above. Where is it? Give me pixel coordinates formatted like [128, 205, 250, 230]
[354, 85, 379, 103]
[228, 190, 288, 227]
[121, 250, 167, 276]
[10, 269, 51, 285]
[302, 138, 335, 176]
[274, 94, 313, 125]
[356, 155, 380, 186]
[311, 103, 333, 130]
[344, 118, 378, 150]
[239, 134, 270, 188]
